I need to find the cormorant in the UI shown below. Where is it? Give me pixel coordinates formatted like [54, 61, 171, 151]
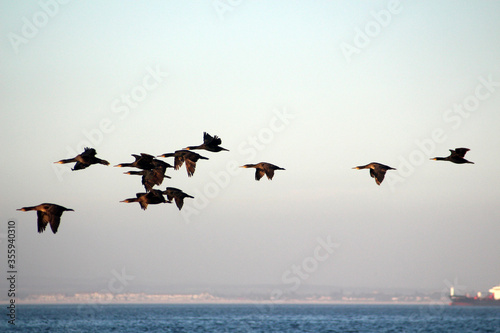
[54, 147, 109, 170]
[17, 203, 74, 234]
[158, 150, 208, 177]
[124, 159, 173, 192]
[430, 148, 474, 164]
[352, 162, 396, 185]
[185, 132, 229, 152]
[240, 162, 285, 180]
[163, 187, 194, 210]
[120, 189, 170, 210]
[114, 153, 156, 169]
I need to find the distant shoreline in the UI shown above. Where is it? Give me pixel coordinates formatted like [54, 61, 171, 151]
[0, 299, 447, 306]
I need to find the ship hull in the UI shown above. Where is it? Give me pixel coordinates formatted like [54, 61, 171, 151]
[450, 296, 500, 306]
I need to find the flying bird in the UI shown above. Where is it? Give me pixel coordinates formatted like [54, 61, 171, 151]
[17, 203, 74, 234]
[240, 162, 285, 181]
[124, 159, 173, 192]
[163, 187, 194, 210]
[54, 147, 109, 171]
[353, 162, 396, 185]
[430, 148, 474, 164]
[185, 132, 229, 152]
[158, 150, 208, 177]
[120, 189, 170, 210]
[114, 153, 156, 170]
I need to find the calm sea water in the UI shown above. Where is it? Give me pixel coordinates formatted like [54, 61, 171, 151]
[3, 303, 500, 332]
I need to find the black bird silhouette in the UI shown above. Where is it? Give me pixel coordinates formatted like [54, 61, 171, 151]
[17, 203, 74, 234]
[353, 162, 396, 185]
[162, 187, 194, 210]
[54, 147, 109, 170]
[124, 159, 173, 192]
[158, 150, 208, 177]
[114, 153, 156, 169]
[430, 148, 474, 164]
[185, 132, 229, 152]
[240, 162, 285, 181]
[120, 190, 171, 210]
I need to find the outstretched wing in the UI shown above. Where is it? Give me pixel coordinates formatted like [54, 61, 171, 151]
[203, 132, 214, 144]
[373, 169, 387, 185]
[49, 214, 62, 234]
[255, 168, 266, 181]
[264, 168, 275, 180]
[185, 159, 197, 177]
[37, 211, 49, 233]
[451, 148, 470, 158]
[81, 147, 97, 157]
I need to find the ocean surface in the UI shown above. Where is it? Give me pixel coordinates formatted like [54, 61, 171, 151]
[3, 303, 500, 332]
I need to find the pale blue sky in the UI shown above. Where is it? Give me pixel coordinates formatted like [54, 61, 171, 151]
[1, 1, 500, 297]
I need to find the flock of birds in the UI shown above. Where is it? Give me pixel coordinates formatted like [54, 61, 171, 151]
[17, 132, 474, 234]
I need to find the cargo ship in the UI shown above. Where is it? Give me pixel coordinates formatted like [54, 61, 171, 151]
[449, 285, 500, 306]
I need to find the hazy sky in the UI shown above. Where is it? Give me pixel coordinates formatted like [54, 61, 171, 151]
[1, 1, 500, 298]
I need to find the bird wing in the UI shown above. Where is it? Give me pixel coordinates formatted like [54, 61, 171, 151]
[81, 148, 97, 157]
[255, 168, 266, 181]
[164, 188, 180, 201]
[140, 153, 155, 160]
[36, 211, 49, 233]
[264, 168, 275, 180]
[49, 214, 62, 234]
[72, 161, 90, 170]
[151, 168, 166, 187]
[139, 200, 148, 210]
[174, 155, 185, 170]
[373, 168, 387, 185]
[203, 132, 214, 144]
[205, 133, 222, 147]
[452, 148, 469, 158]
[141, 170, 155, 192]
[212, 135, 222, 146]
[46, 205, 66, 234]
[185, 159, 196, 177]
[174, 197, 184, 210]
